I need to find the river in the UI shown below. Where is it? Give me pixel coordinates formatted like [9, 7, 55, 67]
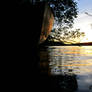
[40, 46, 92, 92]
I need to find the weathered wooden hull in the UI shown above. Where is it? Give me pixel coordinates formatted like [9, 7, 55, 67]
[15, 1, 54, 46]
[39, 3, 54, 44]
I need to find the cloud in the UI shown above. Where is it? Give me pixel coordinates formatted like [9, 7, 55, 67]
[73, 12, 92, 42]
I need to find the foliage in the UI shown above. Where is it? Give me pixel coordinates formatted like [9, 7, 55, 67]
[16, 0, 79, 44]
[16, 0, 78, 27]
[48, 0, 78, 28]
[46, 0, 83, 44]
[48, 28, 85, 43]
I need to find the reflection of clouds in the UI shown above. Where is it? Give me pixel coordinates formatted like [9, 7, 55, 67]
[50, 66, 62, 75]
[89, 85, 92, 92]
[77, 74, 92, 92]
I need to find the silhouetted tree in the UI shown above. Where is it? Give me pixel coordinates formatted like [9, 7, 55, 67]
[16, 0, 79, 44]
[48, 0, 78, 27]
[48, 28, 85, 43]
[47, 0, 79, 43]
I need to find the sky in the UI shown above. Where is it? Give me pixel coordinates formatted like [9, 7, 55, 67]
[73, 0, 92, 42]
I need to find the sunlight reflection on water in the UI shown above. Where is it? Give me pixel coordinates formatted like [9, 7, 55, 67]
[40, 46, 92, 92]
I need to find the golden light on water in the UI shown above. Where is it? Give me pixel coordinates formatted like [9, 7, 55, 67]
[46, 46, 92, 75]
[56, 63, 92, 67]
[40, 46, 92, 67]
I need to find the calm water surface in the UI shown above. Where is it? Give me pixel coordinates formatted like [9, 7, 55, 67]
[40, 46, 92, 92]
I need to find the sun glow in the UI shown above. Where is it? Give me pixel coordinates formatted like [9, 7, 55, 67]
[79, 23, 92, 42]
[73, 13, 92, 43]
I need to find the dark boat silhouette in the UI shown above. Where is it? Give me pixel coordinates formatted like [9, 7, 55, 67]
[15, 0, 54, 47]
[13, 1, 79, 91]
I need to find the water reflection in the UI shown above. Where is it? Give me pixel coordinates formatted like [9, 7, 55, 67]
[89, 85, 92, 92]
[40, 46, 92, 92]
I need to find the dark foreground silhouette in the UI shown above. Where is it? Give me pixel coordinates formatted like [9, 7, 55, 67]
[10, 1, 78, 92]
[37, 74, 78, 92]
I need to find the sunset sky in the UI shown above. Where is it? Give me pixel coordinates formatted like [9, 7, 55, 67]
[73, 0, 92, 42]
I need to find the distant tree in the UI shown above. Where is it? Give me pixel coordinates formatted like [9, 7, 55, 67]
[48, 28, 85, 43]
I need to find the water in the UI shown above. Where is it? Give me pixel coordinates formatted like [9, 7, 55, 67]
[40, 46, 92, 92]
